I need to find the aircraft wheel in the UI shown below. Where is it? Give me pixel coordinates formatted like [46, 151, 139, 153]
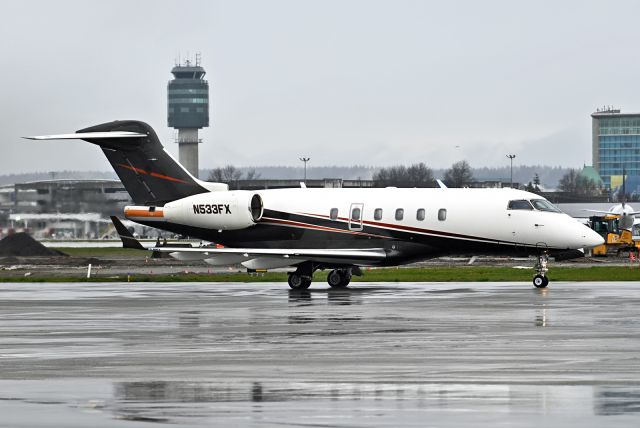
[328, 269, 351, 288]
[340, 271, 352, 287]
[288, 274, 311, 289]
[327, 270, 344, 288]
[533, 274, 548, 288]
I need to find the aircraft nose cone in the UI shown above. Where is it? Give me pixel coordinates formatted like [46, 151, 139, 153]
[582, 227, 605, 248]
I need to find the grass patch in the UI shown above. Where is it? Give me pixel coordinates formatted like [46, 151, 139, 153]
[52, 247, 148, 257]
[2, 266, 640, 283]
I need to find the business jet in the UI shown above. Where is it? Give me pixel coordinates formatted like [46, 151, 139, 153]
[584, 203, 640, 231]
[26, 120, 604, 289]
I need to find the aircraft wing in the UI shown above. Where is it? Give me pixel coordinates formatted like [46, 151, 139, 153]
[151, 246, 387, 259]
[582, 209, 618, 215]
[582, 209, 640, 216]
[153, 243, 386, 268]
[110, 216, 386, 268]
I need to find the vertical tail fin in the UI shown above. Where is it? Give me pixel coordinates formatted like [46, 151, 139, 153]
[76, 120, 210, 205]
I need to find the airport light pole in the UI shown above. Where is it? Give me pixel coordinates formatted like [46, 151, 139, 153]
[506, 154, 516, 188]
[299, 157, 310, 184]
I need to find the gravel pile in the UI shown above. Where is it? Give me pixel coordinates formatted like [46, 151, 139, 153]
[0, 233, 67, 257]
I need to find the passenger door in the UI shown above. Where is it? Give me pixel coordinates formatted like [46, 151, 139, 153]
[349, 203, 364, 231]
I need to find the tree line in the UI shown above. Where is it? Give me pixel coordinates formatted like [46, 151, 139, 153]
[372, 161, 474, 188]
[207, 166, 261, 189]
[205, 163, 607, 197]
[556, 169, 603, 197]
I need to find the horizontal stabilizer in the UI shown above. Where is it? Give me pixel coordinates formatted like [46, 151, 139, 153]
[23, 131, 146, 140]
[582, 209, 615, 215]
[110, 216, 146, 250]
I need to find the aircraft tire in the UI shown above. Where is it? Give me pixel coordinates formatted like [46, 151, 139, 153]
[288, 274, 311, 289]
[327, 270, 344, 288]
[533, 274, 548, 288]
[328, 269, 351, 288]
[339, 271, 352, 287]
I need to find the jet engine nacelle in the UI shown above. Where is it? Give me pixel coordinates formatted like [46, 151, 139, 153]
[163, 191, 263, 230]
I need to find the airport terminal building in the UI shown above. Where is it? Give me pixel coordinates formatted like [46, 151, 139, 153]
[592, 107, 640, 190]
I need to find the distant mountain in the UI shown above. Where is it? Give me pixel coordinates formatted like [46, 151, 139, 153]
[0, 165, 572, 189]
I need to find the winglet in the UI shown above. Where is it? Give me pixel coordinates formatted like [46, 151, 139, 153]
[436, 179, 448, 189]
[110, 216, 146, 250]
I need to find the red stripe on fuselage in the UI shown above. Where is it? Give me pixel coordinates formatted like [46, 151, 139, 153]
[297, 211, 502, 244]
[117, 163, 191, 185]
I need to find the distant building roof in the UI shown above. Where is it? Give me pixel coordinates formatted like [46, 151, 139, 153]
[591, 107, 640, 118]
[579, 165, 604, 186]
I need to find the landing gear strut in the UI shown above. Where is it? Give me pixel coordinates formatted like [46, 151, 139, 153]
[533, 253, 549, 288]
[327, 268, 352, 288]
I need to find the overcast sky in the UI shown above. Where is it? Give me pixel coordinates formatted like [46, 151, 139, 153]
[2, 0, 639, 174]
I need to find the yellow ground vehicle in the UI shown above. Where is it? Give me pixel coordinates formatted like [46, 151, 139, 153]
[589, 215, 640, 256]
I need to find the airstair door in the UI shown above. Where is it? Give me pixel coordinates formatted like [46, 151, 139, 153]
[349, 203, 364, 231]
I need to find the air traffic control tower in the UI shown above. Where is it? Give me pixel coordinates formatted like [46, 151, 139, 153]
[167, 57, 209, 178]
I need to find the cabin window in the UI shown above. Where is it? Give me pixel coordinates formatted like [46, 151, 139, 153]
[395, 208, 404, 221]
[508, 199, 533, 210]
[330, 208, 338, 220]
[351, 207, 361, 221]
[438, 208, 447, 221]
[416, 208, 425, 221]
[530, 199, 561, 213]
[374, 208, 383, 220]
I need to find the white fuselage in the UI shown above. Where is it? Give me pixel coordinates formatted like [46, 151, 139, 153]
[127, 187, 603, 254]
[254, 187, 602, 250]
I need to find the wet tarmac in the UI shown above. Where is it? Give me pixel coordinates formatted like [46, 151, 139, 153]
[2, 281, 640, 426]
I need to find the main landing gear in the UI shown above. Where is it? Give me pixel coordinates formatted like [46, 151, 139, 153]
[287, 261, 314, 290]
[287, 262, 357, 289]
[287, 273, 312, 289]
[327, 269, 352, 288]
[532, 252, 549, 288]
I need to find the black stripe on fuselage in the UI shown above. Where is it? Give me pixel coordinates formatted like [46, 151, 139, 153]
[134, 208, 555, 265]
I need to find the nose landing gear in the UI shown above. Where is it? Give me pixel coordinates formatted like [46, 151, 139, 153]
[533, 253, 549, 288]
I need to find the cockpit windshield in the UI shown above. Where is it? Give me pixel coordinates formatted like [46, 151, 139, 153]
[530, 199, 562, 213]
[508, 199, 533, 210]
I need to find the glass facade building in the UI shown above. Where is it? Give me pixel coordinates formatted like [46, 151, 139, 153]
[592, 109, 640, 189]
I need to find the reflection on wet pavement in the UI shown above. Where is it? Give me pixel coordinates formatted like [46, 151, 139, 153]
[2, 281, 640, 426]
[3, 379, 640, 426]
